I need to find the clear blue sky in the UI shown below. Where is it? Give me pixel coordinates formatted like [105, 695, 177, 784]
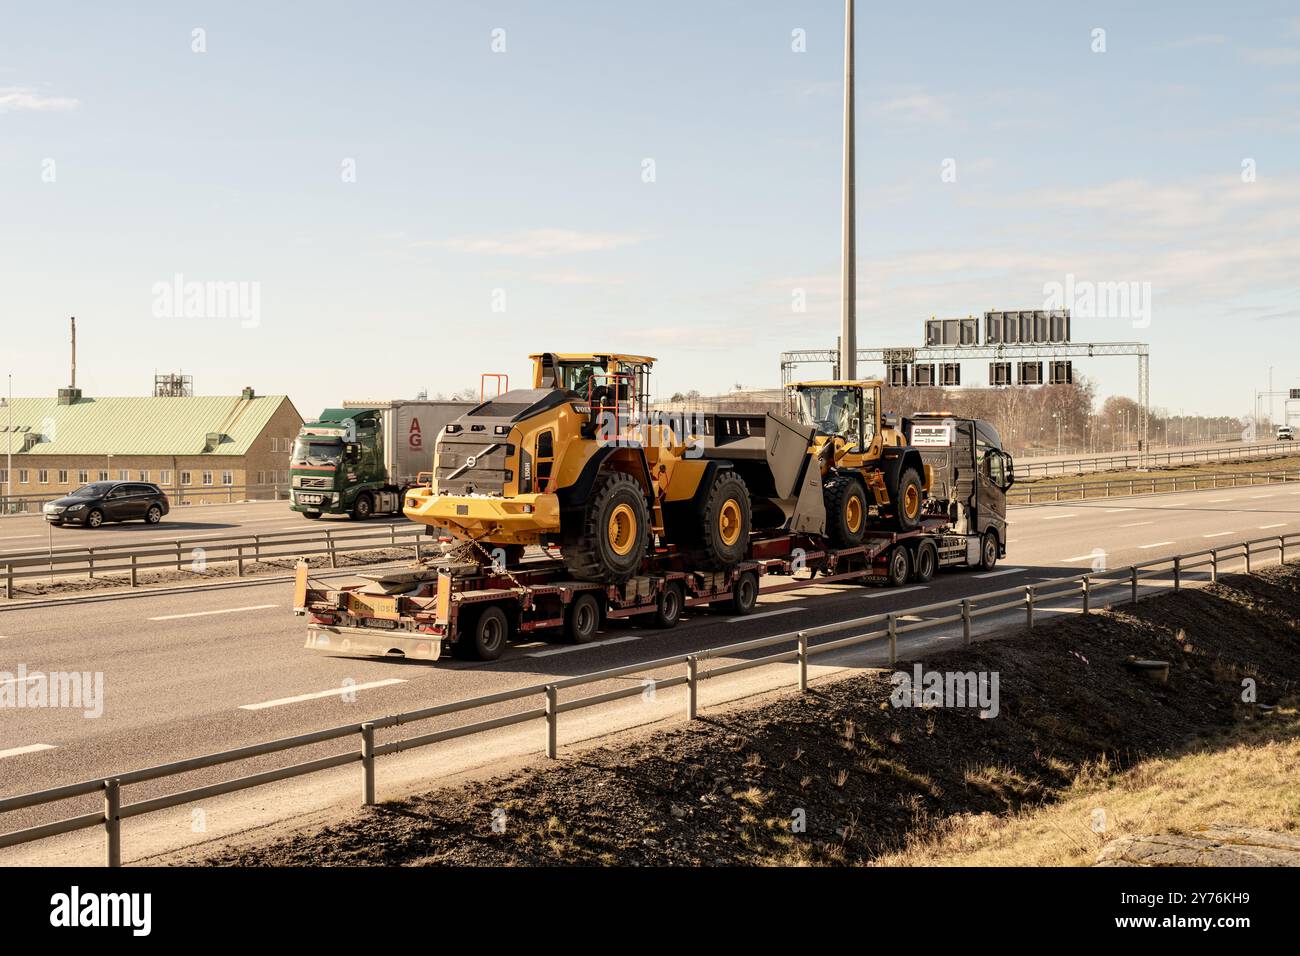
[1, 0, 1297, 419]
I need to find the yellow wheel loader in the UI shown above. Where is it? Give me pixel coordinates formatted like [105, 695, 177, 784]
[784, 380, 932, 547]
[403, 354, 930, 584]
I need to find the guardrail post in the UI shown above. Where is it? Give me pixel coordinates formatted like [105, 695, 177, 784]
[327, 531, 337, 570]
[1130, 566, 1139, 603]
[1245, 543, 1252, 574]
[3, 563, 10, 600]
[1082, 576, 1091, 615]
[796, 634, 808, 693]
[686, 655, 699, 718]
[961, 599, 972, 644]
[176, 541, 183, 571]
[887, 613, 898, 664]
[545, 685, 558, 759]
[1210, 549, 1219, 583]
[361, 722, 376, 806]
[390, 523, 397, 549]
[1025, 587, 1035, 630]
[1173, 556, 1181, 591]
[254, 534, 261, 562]
[129, 554, 138, 588]
[87, 548, 94, 579]
[236, 544, 245, 578]
[1279, 536, 1286, 567]
[104, 778, 121, 867]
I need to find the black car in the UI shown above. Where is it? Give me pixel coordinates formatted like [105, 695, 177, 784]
[43, 481, 171, 528]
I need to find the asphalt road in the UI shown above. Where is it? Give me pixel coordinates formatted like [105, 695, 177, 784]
[1, 480, 1297, 848]
[0, 499, 396, 560]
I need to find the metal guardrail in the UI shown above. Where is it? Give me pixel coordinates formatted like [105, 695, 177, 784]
[0, 483, 289, 516]
[1, 522, 427, 598]
[1016, 441, 1297, 478]
[2, 531, 1295, 865]
[1010, 468, 1300, 504]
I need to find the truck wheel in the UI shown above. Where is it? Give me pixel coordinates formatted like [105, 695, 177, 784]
[564, 592, 602, 643]
[696, 471, 751, 568]
[825, 477, 868, 548]
[461, 605, 509, 661]
[561, 472, 648, 582]
[913, 539, 938, 583]
[724, 570, 760, 615]
[351, 494, 373, 521]
[886, 545, 911, 587]
[650, 582, 684, 629]
[302, 511, 323, 520]
[978, 530, 999, 572]
[889, 466, 924, 532]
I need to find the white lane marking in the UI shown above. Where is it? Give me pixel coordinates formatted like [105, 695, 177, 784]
[1138, 541, 1176, 549]
[1040, 514, 1077, 520]
[1157, 502, 1183, 509]
[1203, 531, 1236, 538]
[239, 679, 407, 710]
[527, 635, 642, 658]
[0, 744, 56, 759]
[1260, 523, 1288, 529]
[149, 604, 279, 621]
[0, 535, 39, 541]
[1104, 508, 1133, 513]
[973, 567, 1026, 579]
[1206, 498, 1234, 503]
[1249, 494, 1274, 499]
[1062, 554, 1100, 562]
[864, 586, 926, 599]
[728, 607, 807, 624]
[1119, 521, 1153, 528]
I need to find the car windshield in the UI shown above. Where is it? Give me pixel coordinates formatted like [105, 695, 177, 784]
[292, 438, 343, 463]
[70, 483, 114, 498]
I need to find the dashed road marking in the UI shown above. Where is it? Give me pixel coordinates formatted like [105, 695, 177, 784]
[1203, 531, 1236, 538]
[973, 567, 1026, 579]
[863, 586, 927, 599]
[728, 607, 807, 624]
[149, 604, 279, 621]
[239, 679, 407, 710]
[1260, 523, 1288, 529]
[1138, 541, 1176, 549]
[0, 744, 56, 759]
[527, 635, 642, 658]
[1119, 521, 1153, 528]
[1040, 514, 1077, 521]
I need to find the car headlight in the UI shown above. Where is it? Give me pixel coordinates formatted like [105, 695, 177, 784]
[66, 504, 85, 513]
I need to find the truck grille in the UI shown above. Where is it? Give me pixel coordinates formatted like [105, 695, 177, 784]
[295, 476, 332, 489]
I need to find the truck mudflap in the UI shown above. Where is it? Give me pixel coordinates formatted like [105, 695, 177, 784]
[305, 624, 443, 661]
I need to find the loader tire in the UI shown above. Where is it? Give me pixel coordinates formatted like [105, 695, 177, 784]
[695, 471, 751, 569]
[890, 466, 925, 532]
[561, 471, 648, 582]
[825, 476, 868, 548]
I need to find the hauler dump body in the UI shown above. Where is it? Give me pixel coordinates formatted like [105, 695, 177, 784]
[295, 413, 1014, 662]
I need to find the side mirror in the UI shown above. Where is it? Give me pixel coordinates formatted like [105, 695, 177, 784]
[882, 413, 899, 431]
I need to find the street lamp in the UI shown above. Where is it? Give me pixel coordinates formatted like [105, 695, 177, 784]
[2, 375, 10, 512]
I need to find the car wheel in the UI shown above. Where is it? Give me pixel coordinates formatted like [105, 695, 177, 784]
[86, 509, 104, 528]
[145, 505, 163, 524]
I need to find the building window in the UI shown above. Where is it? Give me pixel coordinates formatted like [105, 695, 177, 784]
[18, 469, 29, 484]
[221, 471, 233, 486]
[138, 470, 149, 481]
[160, 470, 171, 485]
[58, 470, 68, 484]
[180, 471, 191, 486]
[78, 470, 89, 484]
[202, 471, 213, 486]
[118, 469, 129, 481]
[0, 468, 6, 484]
[98, 470, 108, 481]
[38, 470, 49, 484]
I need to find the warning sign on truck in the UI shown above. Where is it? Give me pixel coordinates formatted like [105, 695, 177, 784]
[911, 424, 953, 447]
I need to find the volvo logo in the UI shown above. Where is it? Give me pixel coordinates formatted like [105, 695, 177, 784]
[466, 455, 478, 468]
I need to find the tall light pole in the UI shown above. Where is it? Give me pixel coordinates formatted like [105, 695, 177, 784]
[839, 0, 857, 382]
[4, 374, 10, 511]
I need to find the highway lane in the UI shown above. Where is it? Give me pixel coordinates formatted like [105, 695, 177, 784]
[0, 499, 394, 557]
[0, 480, 1296, 844]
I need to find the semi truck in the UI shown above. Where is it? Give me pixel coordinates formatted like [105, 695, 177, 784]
[294, 412, 1014, 661]
[290, 400, 471, 520]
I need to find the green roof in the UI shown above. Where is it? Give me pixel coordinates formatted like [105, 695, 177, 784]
[0, 395, 298, 457]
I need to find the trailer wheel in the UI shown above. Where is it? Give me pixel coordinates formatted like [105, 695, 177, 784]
[978, 530, 999, 572]
[460, 605, 509, 661]
[913, 539, 938, 583]
[561, 472, 648, 582]
[724, 570, 760, 615]
[825, 477, 868, 548]
[564, 592, 602, 643]
[886, 545, 911, 587]
[650, 582, 684, 629]
[889, 466, 924, 532]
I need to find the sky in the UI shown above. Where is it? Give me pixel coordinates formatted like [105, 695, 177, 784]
[1, 0, 1298, 420]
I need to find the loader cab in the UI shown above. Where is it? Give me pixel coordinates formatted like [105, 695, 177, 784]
[788, 381, 879, 454]
[530, 352, 654, 418]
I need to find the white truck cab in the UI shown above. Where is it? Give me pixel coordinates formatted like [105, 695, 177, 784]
[1277, 425, 1295, 441]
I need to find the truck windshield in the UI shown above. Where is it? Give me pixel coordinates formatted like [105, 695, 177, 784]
[292, 438, 343, 464]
